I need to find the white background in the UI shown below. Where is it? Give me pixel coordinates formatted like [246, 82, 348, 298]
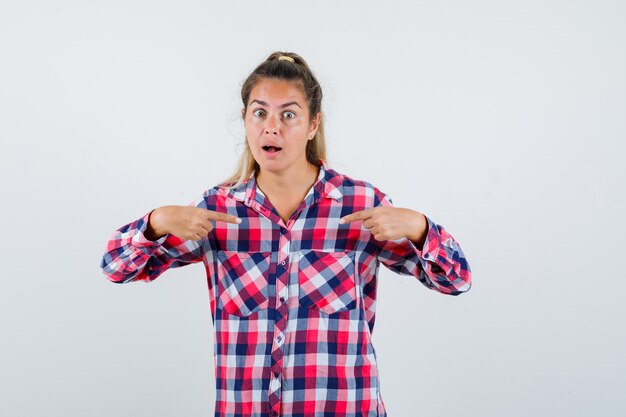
[1, 1, 624, 416]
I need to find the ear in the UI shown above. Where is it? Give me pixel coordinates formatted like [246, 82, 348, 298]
[308, 112, 321, 139]
[241, 108, 245, 118]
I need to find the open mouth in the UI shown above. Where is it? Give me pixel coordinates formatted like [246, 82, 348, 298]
[262, 146, 282, 153]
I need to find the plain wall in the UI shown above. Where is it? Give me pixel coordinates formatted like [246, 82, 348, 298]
[1, 1, 624, 416]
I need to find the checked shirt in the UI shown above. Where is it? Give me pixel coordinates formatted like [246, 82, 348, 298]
[100, 159, 472, 417]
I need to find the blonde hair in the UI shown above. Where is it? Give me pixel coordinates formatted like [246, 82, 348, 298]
[219, 51, 327, 189]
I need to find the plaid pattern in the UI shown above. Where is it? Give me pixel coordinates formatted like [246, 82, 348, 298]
[100, 159, 472, 417]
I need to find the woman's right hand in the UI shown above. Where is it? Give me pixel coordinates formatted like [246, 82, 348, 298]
[145, 205, 241, 241]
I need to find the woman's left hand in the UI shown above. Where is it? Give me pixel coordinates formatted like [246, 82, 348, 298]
[339, 207, 428, 247]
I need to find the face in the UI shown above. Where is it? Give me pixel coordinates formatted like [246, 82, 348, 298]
[243, 78, 320, 176]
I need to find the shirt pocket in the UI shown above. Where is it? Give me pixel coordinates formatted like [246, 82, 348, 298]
[216, 250, 272, 317]
[298, 250, 357, 315]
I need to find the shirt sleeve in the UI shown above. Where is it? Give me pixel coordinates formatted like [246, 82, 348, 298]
[99, 193, 210, 284]
[370, 187, 472, 295]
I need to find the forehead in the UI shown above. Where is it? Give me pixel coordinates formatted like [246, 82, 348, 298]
[248, 78, 307, 107]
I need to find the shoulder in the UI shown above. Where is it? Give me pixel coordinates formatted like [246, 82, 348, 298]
[188, 182, 237, 208]
[327, 166, 390, 206]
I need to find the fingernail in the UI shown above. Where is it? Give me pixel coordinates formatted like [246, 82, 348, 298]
[236, 218, 242, 224]
[339, 218, 345, 224]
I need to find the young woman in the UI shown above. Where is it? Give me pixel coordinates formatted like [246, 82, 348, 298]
[101, 51, 472, 417]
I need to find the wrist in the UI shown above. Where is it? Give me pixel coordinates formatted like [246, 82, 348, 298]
[407, 211, 427, 247]
[146, 207, 168, 240]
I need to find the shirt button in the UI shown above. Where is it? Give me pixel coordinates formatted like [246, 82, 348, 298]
[281, 260, 286, 266]
[273, 371, 279, 378]
[280, 297, 285, 303]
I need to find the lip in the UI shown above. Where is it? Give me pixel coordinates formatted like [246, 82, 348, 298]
[261, 146, 282, 158]
[262, 142, 282, 148]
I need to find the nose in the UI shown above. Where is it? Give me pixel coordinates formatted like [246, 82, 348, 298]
[264, 114, 279, 135]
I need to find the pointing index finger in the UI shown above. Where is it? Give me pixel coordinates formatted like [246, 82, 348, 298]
[206, 209, 242, 224]
[339, 208, 371, 224]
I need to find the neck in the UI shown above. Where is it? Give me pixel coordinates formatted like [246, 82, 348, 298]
[256, 161, 320, 197]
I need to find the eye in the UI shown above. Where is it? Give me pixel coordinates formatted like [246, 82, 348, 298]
[283, 111, 296, 119]
[253, 109, 266, 117]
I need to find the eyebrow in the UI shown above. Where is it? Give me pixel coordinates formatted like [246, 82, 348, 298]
[250, 99, 302, 109]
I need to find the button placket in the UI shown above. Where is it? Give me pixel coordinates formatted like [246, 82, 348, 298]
[268, 228, 290, 416]
[276, 258, 289, 307]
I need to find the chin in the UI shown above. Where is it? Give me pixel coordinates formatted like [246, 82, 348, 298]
[259, 164, 285, 174]
[256, 160, 281, 171]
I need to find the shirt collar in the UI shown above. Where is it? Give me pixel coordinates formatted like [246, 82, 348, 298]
[223, 159, 344, 208]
